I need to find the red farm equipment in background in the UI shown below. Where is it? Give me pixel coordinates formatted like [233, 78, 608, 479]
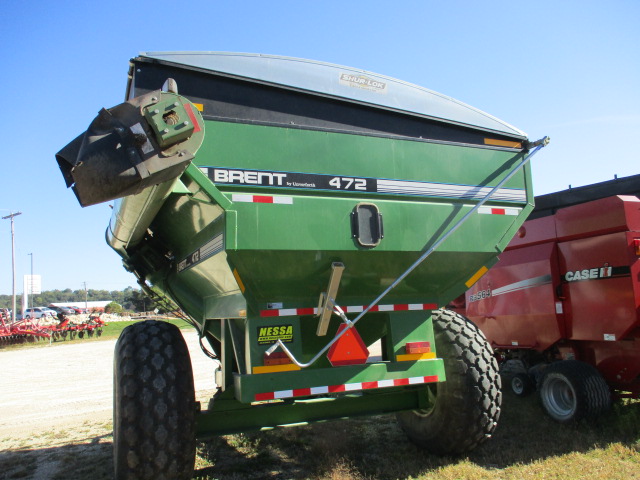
[0, 311, 106, 345]
[456, 174, 640, 422]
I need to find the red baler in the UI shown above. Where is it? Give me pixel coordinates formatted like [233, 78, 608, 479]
[460, 174, 640, 422]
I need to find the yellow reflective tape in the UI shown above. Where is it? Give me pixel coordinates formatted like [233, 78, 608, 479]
[252, 364, 301, 374]
[465, 266, 489, 288]
[233, 268, 246, 293]
[396, 353, 437, 362]
[192, 103, 204, 112]
[484, 138, 522, 149]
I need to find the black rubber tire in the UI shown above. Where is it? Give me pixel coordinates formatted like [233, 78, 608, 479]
[396, 309, 502, 455]
[538, 360, 611, 423]
[113, 320, 196, 480]
[511, 372, 535, 397]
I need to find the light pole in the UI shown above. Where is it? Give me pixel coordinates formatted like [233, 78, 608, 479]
[2, 211, 22, 323]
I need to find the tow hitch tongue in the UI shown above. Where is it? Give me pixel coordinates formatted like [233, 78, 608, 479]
[55, 80, 205, 207]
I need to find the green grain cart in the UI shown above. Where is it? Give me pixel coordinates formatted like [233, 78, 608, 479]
[56, 52, 547, 479]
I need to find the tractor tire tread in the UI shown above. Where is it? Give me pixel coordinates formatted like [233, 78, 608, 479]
[396, 309, 501, 455]
[113, 320, 196, 480]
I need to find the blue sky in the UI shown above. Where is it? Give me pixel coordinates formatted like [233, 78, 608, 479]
[1, 0, 638, 295]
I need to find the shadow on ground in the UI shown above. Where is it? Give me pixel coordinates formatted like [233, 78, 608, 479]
[0, 433, 112, 480]
[193, 392, 640, 480]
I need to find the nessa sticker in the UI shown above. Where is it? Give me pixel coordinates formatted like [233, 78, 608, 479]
[257, 325, 294, 345]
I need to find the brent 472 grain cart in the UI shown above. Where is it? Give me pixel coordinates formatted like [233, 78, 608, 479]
[56, 52, 547, 479]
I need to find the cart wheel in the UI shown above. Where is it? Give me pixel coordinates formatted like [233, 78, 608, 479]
[396, 309, 501, 455]
[511, 372, 534, 397]
[538, 360, 610, 423]
[113, 320, 196, 480]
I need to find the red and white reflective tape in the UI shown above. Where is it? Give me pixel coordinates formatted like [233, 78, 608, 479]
[260, 303, 438, 317]
[254, 374, 440, 401]
[478, 206, 520, 216]
[232, 194, 293, 204]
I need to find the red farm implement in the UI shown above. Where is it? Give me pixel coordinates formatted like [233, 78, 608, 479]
[0, 317, 52, 344]
[458, 174, 640, 422]
[0, 313, 106, 346]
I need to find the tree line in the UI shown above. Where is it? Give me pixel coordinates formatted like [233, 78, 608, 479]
[0, 286, 152, 312]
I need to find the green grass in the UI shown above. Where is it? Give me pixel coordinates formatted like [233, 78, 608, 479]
[97, 317, 192, 340]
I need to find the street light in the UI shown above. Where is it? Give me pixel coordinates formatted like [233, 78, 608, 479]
[2, 211, 22, 323]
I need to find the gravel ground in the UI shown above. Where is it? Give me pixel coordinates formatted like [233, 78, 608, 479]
[0, 329, 218, 479]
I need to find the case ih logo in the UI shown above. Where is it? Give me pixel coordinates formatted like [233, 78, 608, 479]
[564, 266, 612, 282]
[339, 73, 387, 93]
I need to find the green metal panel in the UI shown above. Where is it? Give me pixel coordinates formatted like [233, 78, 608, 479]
[127, 119, 532, 321]
[385, 311, 437, 358]
[196, 121, 528, 192]
[196, 387, 432, 437]
[234, 358, 445, 404]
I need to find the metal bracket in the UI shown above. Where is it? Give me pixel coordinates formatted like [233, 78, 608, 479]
[316, 262, 345, 336]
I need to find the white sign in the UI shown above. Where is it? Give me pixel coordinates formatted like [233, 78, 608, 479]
[24, 275, 42, 295]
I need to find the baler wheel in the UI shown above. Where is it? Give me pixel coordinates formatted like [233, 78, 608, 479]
[511, 373, 534, 397]
[113, 320, 196, 480]
[396, 309, 501, 455]
[538, 360, 611, 423]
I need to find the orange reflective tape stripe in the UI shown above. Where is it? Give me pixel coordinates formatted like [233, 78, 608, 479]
[252, 364, 301, 374]
[396, 353, 437, 362]
[465, 266, 489, 288]
[484, 138, 523, 149]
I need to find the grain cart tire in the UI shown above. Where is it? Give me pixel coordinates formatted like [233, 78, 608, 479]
[396, 309, 501, 455]
[113, 320, 196, 480]
[538, 360, 611, 423]
[511, 373, 535, 397]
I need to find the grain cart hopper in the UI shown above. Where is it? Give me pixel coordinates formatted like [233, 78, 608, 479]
[56, 52, 547, 479]
[460, 174, 640, 422]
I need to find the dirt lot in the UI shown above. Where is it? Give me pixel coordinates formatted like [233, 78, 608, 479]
[0, 330, 217, 479]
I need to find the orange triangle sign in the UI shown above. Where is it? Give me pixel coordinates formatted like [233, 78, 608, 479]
[327, 324, 370, 366]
